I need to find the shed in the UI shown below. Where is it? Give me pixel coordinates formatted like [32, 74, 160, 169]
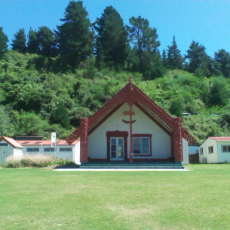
[0, 136, 23, 165]
[199, 137, 230, 163]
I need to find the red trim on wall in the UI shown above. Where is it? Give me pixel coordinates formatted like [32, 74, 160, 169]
[106, 131, 128, 161]
[88, 104, 122, 135]
[132, 134, 152, 137]
[132, 134, 152, 156]
[135, 103, 171, 135]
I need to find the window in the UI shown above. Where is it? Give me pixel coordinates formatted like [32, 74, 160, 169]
[44, 148, 55, 152]
[208, 146, 213, 154]
[200, 148, 203, 155]
[132, 135, 151, 155]
[0, 143, 8, 146]
[27, 148, 39, 152]
[59, 148, 72, 152]
[222, 145, 230, 153]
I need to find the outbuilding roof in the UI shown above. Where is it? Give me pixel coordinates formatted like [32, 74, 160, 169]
[17, 139, 79, 146]
[0, 136, 23, 148]
[209, 137, 230, 141]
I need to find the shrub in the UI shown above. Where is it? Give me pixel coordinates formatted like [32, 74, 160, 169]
[5, 155, 21, 168]
[4, 154, 74, 168]
[4, 154, 53, 168]
[21, 154, 53, 167]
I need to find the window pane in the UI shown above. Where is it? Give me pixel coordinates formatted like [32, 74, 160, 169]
[223, 146, 227, 152]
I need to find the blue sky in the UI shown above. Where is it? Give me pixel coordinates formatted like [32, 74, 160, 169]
[1, 0, 230, 57]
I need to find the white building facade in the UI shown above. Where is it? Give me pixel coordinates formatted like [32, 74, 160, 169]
[0, 136, 24, 165]
[199, 137, 230, 163]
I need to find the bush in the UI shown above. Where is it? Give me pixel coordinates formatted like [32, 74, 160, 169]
[5, 155, 21, 168]
[20, 154, 53, 167]
[4, 154, 53, 168]
[4, 154, 74, 168]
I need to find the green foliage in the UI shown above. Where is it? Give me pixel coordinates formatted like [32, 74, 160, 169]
[185, 41, 213, 77]
[17, 112, 49, 136]
[11, 28, 27, 53]
[51, 102, 70, 128]
[167, 36, 184, 70]
[0, 106, 15, 136]
[94, 6, 128, 70]
[56, 1, 93, 69]
[0, 27, 8, 58]
[37, 26, 57, 57]
[27, 28, 39, 53]
[127, 16, 164, 79]
[214, 49, 230, 78]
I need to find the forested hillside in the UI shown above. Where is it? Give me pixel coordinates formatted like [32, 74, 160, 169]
[1, 1, 230, 144]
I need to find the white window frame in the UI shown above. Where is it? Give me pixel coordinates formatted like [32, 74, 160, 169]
[222, 145, 230, 153]
[27, 148, 39, 152]
[200, 148, 203, 155]
[208, 146, 213, 154]
[132, 135, 151, 156]
[59, 147, 72, 152]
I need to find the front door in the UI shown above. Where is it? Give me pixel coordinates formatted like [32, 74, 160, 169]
[110, 137, 124, 160]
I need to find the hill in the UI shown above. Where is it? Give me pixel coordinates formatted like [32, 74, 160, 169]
[1, 51, 230, 144]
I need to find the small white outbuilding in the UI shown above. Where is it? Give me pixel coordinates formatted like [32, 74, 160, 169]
[199, 137, 230, 163]
[0, 136, 24, 165]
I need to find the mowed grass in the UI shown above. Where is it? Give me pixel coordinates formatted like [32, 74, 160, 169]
[0, 165, 230, 230]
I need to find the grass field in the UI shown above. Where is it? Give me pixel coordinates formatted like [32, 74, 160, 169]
[0, 165, 230, 230]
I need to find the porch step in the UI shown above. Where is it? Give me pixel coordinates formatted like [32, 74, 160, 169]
[79, 162, 184, 170]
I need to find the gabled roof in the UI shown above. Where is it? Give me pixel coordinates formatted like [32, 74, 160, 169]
[0, 136, 23, 148]
[209, 137, 230, 141]
[17, 139, 79, 146]
[66, 77, 196, 145]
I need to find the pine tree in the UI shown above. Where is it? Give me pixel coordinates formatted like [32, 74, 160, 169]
[27, 28, 39, 54]
[94, 6, 128, 70]
[214, 49, 230, 78]
[167, 36, 184, 70]
[185, 41, 213, 77]
[0, 27, 8, 58]
[37, 26, 57, 57]
[11, 28, 26, 53]
[127, 16, 163, 79]
[56, 1, 93, 68]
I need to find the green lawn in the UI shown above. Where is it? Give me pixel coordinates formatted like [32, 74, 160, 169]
[0, 165, 230, 230]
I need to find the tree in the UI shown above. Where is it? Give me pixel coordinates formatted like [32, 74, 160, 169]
[167, 36, 184, 70]
[17, 112, 49, 136]
[56, 1, 93, 68]
[94, 6, 128, 70]
[127, 16, 163, 79]
[0, 27, 8, 58]
[185, 41, 213, 77]
[0, 106, 14, 136]
[37, 26, 57, 57]
[214, 49, 230, 78]
[27, 28, 39, 54]
[209, 78, 229, 106]
[11, 28, 27, 53]
[51, 102, 70, 128]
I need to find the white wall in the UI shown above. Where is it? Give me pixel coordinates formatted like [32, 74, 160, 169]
[74, 141, 80, 164]
[182, 138, 189, 164]
[0, 140, 23, 164]
[88, 103, 171, 159]
[23, 145, 75, 162]
[216, 141, 230, 163]
[199, 138, 217, 163]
